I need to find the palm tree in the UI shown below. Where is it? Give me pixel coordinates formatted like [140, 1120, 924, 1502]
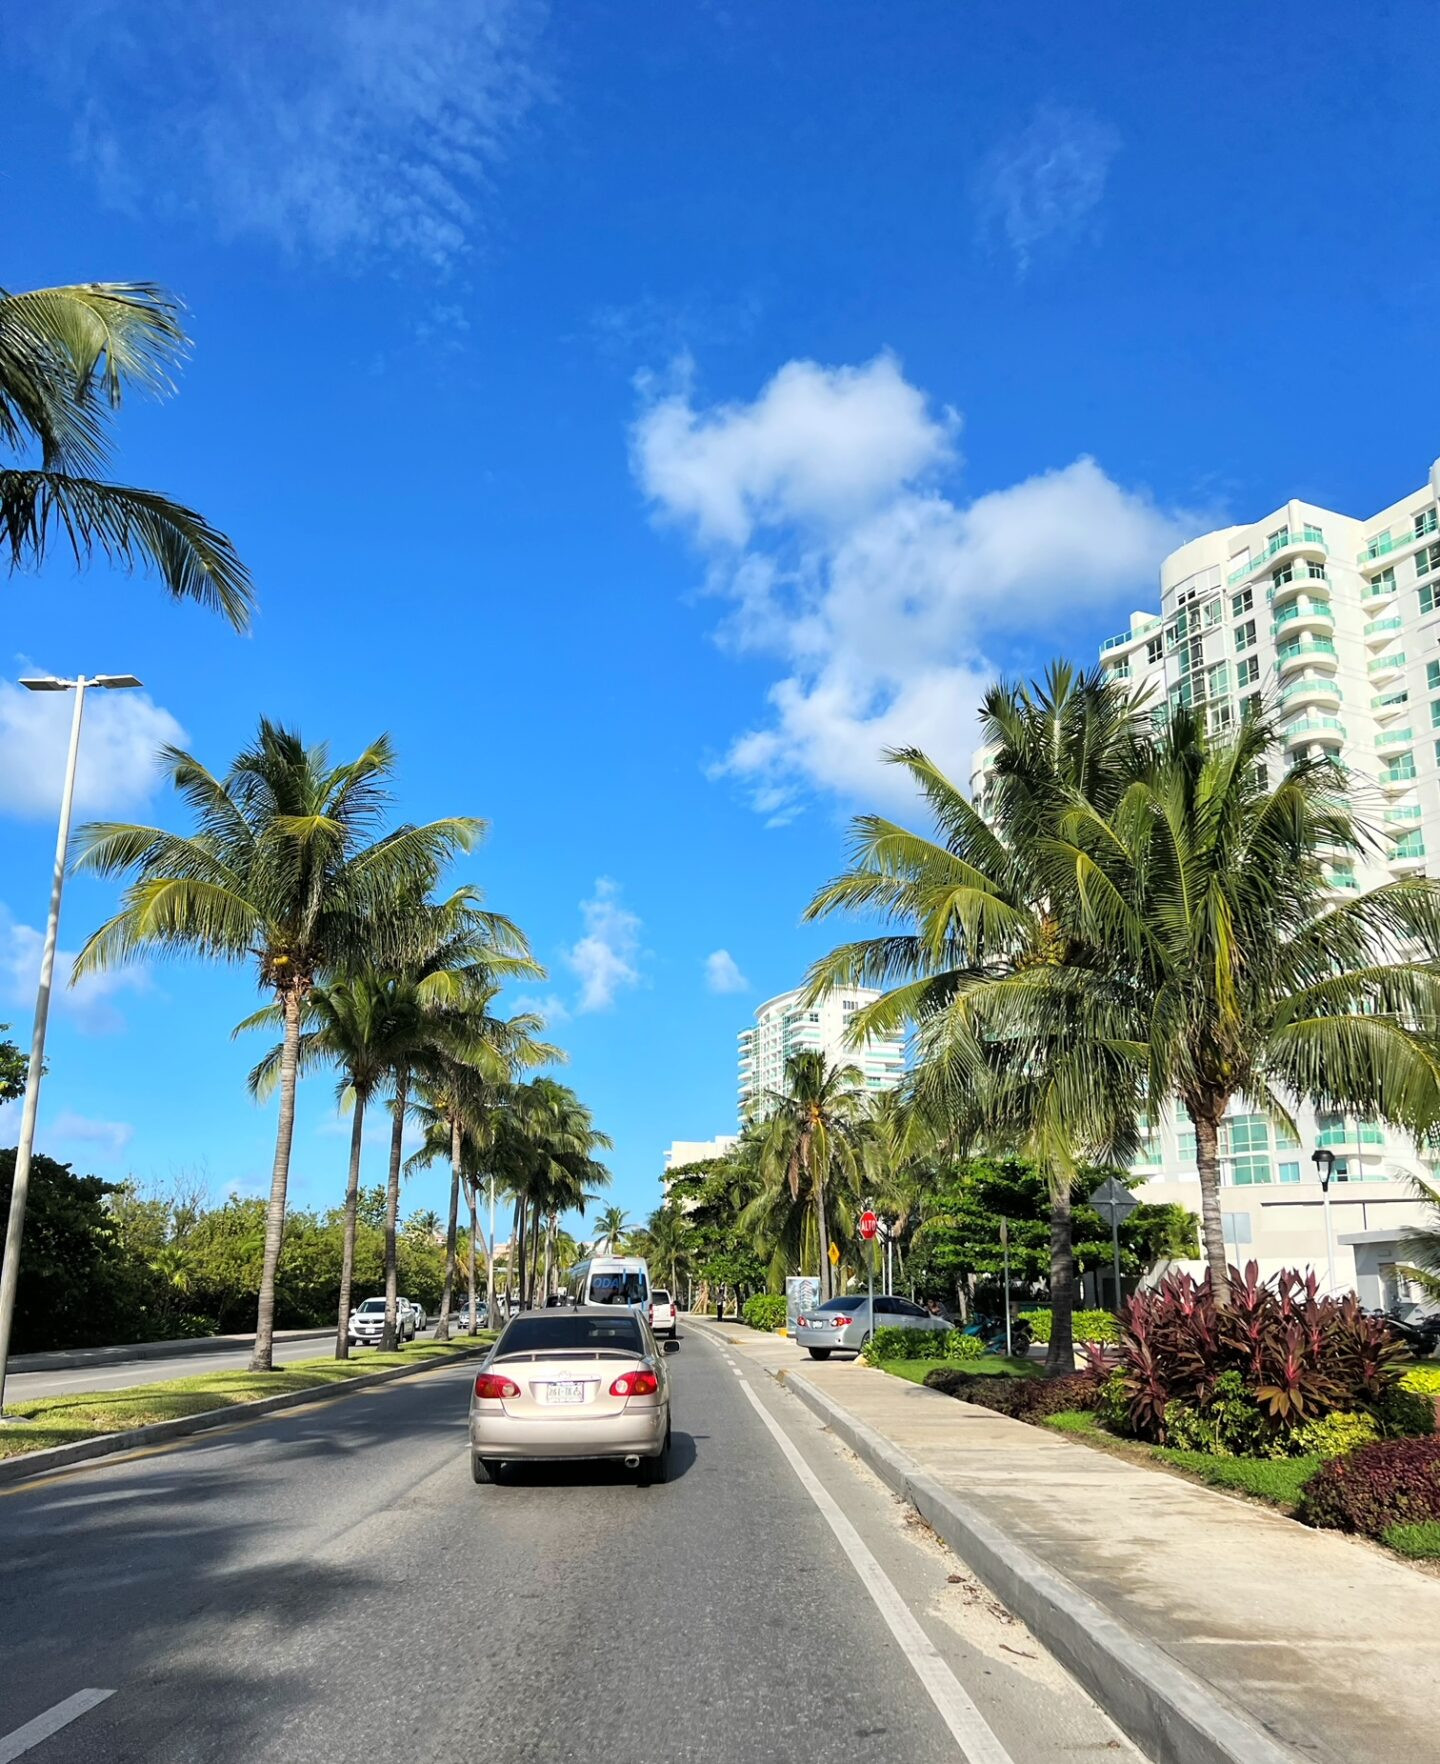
[754, 1050, 867, 1302]
[591, 1203, 630, 1255]
[805, 666, 1145, 1370]
[636, 1205, 696, 1300]
[73, 721, 482, 1368]
[1044, 706, 1440, 1297]
[859, 1090, 935, 1287]
[1, 281, 251, 625]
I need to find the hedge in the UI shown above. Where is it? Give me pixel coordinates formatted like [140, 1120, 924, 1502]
[1297, 1435, 1440, 1538]
[741, 1294, 787, 1332]
[1018, 1308, 1120, 1345]
[860, 1326, 984, 1366]
[924, 1367, 1101, 1419]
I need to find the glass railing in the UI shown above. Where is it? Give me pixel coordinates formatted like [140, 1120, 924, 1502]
[1359, 519, 1436, 564]
[1363, 576, 1398, 600]
[1279, 676, 1340, 703]
[1385, 805, 1423, 824]
[1372, 690, 1410, 710]
[1271, 600, 1334, 630]
[1101, 616, 1160, 652]
[1100, 632, 1129, 653]
[1365, 615, 1403, 637]
[1283, 717, 1345, 741]
[1277, 638, 1336, 663]
[1368, 653, 1407, 675]
[1228, 527, 1328, 585]
[1392, 835, 1427, 860]
[1376, 727, 1415, 748]
[1381, 763, 1418, 784]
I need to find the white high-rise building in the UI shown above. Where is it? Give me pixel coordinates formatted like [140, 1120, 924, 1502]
[969, 459, 1440, 1308]
[737, 986, 906, 1120]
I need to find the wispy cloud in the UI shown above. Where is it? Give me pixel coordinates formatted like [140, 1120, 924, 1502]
[974, 103, 1121, 274]
[589, 289, 764, 367]
[44, 0, 549, 269]
[0, 669, 185, 821]
[0, 902, 150, 1035]
[633, 353, 1195, 824]
[508, 991, 572, 1027]
[563, 879, 643, 1013]
[704, 949, 749, 994]
[49, 1110, 134, 1158]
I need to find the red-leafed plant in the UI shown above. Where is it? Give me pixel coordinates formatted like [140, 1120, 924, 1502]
[1298, 1435, 1440, 1537]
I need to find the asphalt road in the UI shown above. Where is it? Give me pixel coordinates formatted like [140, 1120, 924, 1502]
[8, 1332, 434, 1402]
[0, 1326, 1142, 1763]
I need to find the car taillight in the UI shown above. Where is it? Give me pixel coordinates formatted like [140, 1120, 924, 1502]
[831, 1315, 852, 1328]
[473, 1373, 520, 1400]
[609, 1369, 660, 1397]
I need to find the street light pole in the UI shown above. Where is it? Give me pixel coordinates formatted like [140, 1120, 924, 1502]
[1312, 1146, 1337, 1296]
[0, 674, 142, 1416]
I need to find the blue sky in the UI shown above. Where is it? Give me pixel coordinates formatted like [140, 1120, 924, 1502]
[2, 1, 1436, 1232]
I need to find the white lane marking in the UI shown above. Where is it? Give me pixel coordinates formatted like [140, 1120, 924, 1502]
[0, 1691, 114, 1761]
[731, 1369, 1015, 1764]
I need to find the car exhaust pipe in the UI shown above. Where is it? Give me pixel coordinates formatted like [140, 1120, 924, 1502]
[623, 1455, 641, 1469]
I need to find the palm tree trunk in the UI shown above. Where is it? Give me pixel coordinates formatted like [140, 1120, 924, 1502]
[434, 1116, 462, 1343]
[250, 988, 302, 1372]
[333, 1091, 367, 1360]
[381, 1065, 409, 1352]
[541, 1213, 555, 1303]
[814, 1167, 833, 1303]
[1191, 1100, 1231, 1302]
[510, 1196, 525, 1313]
[1044, 1181, 1076, 1378]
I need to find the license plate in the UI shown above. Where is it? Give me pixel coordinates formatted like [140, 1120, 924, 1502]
[539, 1381, 586, 1405]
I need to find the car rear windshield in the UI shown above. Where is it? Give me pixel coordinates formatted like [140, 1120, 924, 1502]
[652, 1290, 670, 1303]
[495, 1314, 644, 1359]
[814, 1297, 861, 1312]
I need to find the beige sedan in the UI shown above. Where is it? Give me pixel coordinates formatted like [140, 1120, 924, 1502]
[469, 1305, 675, 1485]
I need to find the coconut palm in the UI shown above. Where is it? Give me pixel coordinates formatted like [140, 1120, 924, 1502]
[636, 1205, 696, 1300]
[804, 665, 1145, 1369]
[591, 1204, 630, 1255]
[1041, 706, 1440, 1297]
[73, 721, 482, 1368]
[1, 281, 251, 625]
[753, 1050, 867, 1302]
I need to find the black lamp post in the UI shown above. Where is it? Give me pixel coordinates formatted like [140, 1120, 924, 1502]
[1312, 1146, 1337, 1292]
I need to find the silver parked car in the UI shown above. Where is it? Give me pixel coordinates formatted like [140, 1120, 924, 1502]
[793, 1294, 950, 1359]
[469, 1306, 676, 1484]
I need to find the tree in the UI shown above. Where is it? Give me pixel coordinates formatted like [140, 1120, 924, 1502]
[805, 665, 1145, 1371]
[754, 1050, 867, 1302]
[73, 721, 482, 1368]
[0, 1025, 26, 1103]
[1, 281, 251, 625]
[591, 1204, 629, 1254]
[632, 1205, 696, 1299]
[1046, 706, 1440, 1297]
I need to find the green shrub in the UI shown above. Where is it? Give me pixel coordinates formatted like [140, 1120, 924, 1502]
[1289, 1410, 1380, 1461]
[923, 1367, 1101, 1419]
[1297, 1435, 1440, 1537]
[741, 1294, 787, 1332]
[1400, 1365, 1440, 1397]
[862, 1325, 941, 1365]
[941, 1329, 985, 1362]
[1017, 1308, 1119, 1346]
[1383, 1520, 1440, 1558]
[1095, 1369, 1131, 1433]
[1371, 1383, 1437, 1439]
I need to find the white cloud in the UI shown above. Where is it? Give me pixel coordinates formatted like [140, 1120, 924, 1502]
[44, 0, 548, 269]
[0, 674, 185, 820]
[0, 903, 150, 1035]
[563, 879, 642, 1013]
[508, 992, 572, 1027]
[974, 103, 1121, 274]
[48, 1110, 134, 1158]
[704, 949, 749, 994]
[634, 355, 1194, 821]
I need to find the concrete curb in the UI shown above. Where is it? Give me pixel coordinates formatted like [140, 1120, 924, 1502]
[783, 1369, 1303, 1764]
[11, 1328, 334, 1374]
[0, 1346, 488, 1488]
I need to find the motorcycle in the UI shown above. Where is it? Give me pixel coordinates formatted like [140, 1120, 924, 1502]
[1377, 1308, 1440, 1359]
[959, 1312, 1033, 1356]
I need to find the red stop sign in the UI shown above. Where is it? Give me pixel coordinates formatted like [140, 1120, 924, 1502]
[859, 1210, 878, 1240]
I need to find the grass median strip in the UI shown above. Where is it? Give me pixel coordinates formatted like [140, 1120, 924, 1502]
[0, 1334, 497, 1460]
[877, 1354, 1040, 1385]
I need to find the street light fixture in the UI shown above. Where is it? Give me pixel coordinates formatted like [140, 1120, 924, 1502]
[0, 674, 143, 1415]
[1312, 1146, 1337, 1297]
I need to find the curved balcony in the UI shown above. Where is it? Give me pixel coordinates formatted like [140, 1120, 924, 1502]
[1276, 637, 1337, 678]
[1272, 598, 1334, 637]
[1229, 526, 1328, 586]
[1367, 650, 1407, 684]
[1282, 716, 1345, 751]
[1379, 762, 1417, 795]
[1365, 613, 1404, 644]
[1270, 568, 1331, 608]
[1391, 847, 1428, 874]
[1371, 688, 1410, 718]
[1279, 675, 1342, 712]
[1362, 573, 1399, 608]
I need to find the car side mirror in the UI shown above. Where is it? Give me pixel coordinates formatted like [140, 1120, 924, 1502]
[662, 1339, 680, 1354]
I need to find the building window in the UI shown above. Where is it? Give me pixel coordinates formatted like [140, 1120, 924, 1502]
[1417, 543, 1440, 579]
[1231, 588, 1253, 617]
[1272, 564, 1294, 587]
[807, 1012, 819, 1023]
[1242, 691, 1262, 720]
[1306, 563, 1327, 580]
[1416, 506, 1439, 539]
[1207, 661, 1231, 698]
[1369, 567, 1397, 596]
[1146, 636, 1163, 664]
[1422, 585, 1438, 617]
[1224, 1115, 1270, 1155]
[1229, 1156, 1272, 1186]
[1236, 656, 1260, 688]
[1204, 598, 1222, 627]
[1209, 704, 1233, 734]
[1386, 752, 1418, 781]
[1267, 527, 1288, 549]
[1234, 620, 1256, 653]
[1278, 1161, 1301, 1184]
[1431, 700, 1440, 730]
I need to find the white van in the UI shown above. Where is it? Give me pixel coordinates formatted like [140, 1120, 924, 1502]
[564, 1255, 651, 1311]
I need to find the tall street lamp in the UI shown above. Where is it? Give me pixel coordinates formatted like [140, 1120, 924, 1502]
[1311, 1145, 1337, 1296]
[0, 674, 142, 1415]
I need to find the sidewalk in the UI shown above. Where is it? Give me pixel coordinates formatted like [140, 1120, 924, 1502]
[697, 1320, 1440, 1764]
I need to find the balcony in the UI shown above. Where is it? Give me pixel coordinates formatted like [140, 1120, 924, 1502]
[1282, 716, 1345, 750]
[1363, 573, 1399, 604]
[1100, 615, 1160, 654]
[1367, 651, 1407, 682]
[1279, 675, 1342, 711]
[1386, 804, 1423, 825]
[1371, 689, 1410, 715]
[1325, 868, 1360, 891]
[1228, 526, 1328, 586]
[1380, 762, 1418, 793]
[1271, 599, 1334, 636]
[1270, 568, 1331, 608]
[1375, 727, 1415, 752]
[1391, 836, 1427, 872]
[1365, 614, 1404, 641]
[1276, 637, 1337, 676]
[1359, 515, 1437, 565]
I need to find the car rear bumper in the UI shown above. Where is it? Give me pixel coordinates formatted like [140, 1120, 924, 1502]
[794, 1330, 859, 1352]
[469, 1404, 668, 1461]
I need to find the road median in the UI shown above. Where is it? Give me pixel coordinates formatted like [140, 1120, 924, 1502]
[0, 1337, 495, 1486]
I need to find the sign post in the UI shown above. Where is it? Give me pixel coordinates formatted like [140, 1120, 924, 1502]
[1087, 1176, 1139, 1310]
[860, 1202, 877, 1336]
[1000, 1218, 1012, 1359]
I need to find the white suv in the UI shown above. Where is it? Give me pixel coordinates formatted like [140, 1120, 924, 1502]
[347, 1297, 416, 1347]
[649, 1288, 678, 1339]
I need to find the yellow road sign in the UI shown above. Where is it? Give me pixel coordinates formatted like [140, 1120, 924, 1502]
[828, 1242, 841, 1266]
